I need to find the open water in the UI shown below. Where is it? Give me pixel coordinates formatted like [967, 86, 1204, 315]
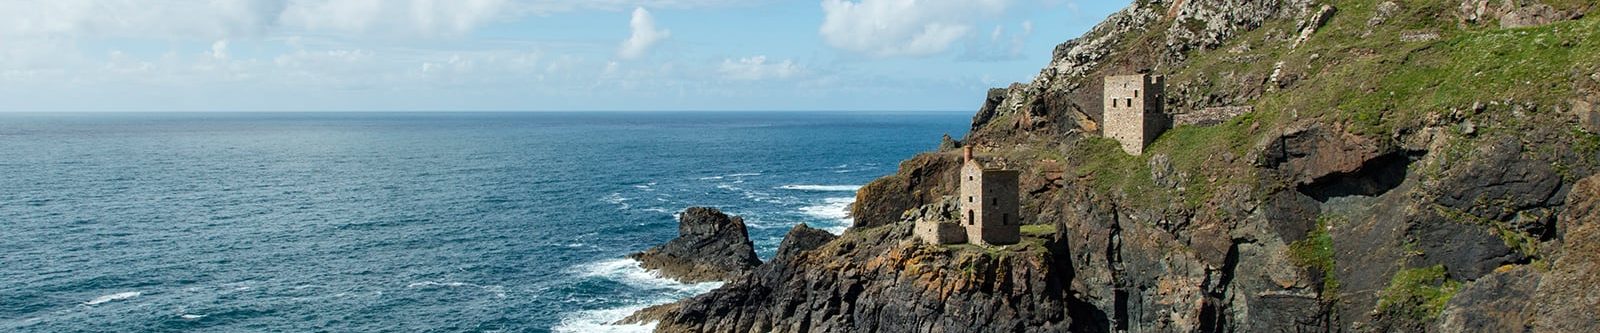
[0, 111, 969, 332]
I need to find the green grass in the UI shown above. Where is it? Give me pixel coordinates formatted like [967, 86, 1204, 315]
[1288, 214, 1341, 299]
[1377, 265, 1462, 321]
[1020, 224, 1057, 237]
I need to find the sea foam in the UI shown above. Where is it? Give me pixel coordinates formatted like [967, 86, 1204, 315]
[778, 184, 862, 192]
[556, 259, 723, 332]
[83, 291, 141, 306]
[800, 197, 855, 235]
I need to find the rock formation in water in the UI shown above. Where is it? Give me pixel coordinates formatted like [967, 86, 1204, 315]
[632, 0, 1600, 331]
[629, 207, 761, 283]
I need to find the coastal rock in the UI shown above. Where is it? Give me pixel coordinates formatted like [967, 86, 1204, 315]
[773, 223, 837, 261]
[631, 1, 1600, 332]
[1435, 267, 1540, 333]
[628, 207, 761, 283]
[647, 223, 1086, 333]
[850, 153, 962, 229]
[1531, 175, 1600, 332]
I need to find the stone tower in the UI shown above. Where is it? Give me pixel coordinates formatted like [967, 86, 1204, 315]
[1103, 74, 1168, 155]
[959, 146, 1021, 245]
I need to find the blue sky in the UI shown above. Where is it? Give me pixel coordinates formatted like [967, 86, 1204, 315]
[0, 0, 1124, 111]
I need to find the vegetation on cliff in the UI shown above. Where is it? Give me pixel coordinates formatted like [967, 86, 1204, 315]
[632, 1, 1600, 331]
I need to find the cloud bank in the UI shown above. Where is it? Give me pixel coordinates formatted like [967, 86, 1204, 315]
[819, 0, 1011, 58]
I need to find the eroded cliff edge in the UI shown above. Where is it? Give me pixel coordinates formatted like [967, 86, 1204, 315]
[633, 0, 1600, 331]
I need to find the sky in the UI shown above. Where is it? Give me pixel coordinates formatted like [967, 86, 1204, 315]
[0, 0, 1125, 112]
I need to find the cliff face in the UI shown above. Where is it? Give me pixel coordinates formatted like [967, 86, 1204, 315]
[636, 0, 1600, 331]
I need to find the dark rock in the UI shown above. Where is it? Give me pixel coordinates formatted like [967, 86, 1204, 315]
[1408, 211, 1525, 281]
[971, 88, 1010, 132]
[646, 223, 1082, 333]
[1435, 267, 1540, 333]
[1531, 175, 1600, 332]
[1435, 137, 1566, 236]
[1257, 123, 1384, 187]
[773, 223, 837, 261]
[628, 207, 761, 283]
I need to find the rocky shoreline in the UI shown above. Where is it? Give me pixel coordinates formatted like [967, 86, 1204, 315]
[622, 0, 1600, 331]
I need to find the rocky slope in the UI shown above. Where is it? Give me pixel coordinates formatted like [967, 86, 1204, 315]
[628, 207, 761, 283]
[632, 0, 1600, 331]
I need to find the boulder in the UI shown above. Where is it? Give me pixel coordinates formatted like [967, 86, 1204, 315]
[629, 207, 761, 283]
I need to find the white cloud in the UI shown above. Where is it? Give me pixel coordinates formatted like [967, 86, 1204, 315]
[210, 40, 231, 60]
[281, 0, 511, 36]
[618, 7, 671, 60]
[719, 56, 802, 81]
[819, 0, 1011, 58]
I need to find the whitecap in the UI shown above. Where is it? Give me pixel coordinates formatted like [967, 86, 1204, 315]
[799, 197, 855, 235]
[557, 259, 723, 332]
[778, 185, 862, 192]
[572, 259, 722, 293]
[84, 291, 141, 306]
[406, 281, 508, 298]
[725, 173, 762, 177]
[180, 314, 206, 320]
[603, 193, 632, 210]
[551, 304, 659, 333]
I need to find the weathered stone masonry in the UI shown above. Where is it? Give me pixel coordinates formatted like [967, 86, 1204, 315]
[958, 146, 1021, 245]
[1103, 74, 1169, 155]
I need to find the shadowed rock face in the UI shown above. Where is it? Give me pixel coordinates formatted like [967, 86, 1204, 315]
[628, 207, 761, 283]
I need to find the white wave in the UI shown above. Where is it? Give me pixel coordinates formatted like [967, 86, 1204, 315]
[697, 176, 723, 180]
[726, 173, 762, 177]
[552, 304, 658, 333]
[573, 259, 722, 293]
[778, 185, 862, 192]
[800, 197, 855, 235]
[406, 281, 507, 298]
[556, 259, 724, 332]
[180, 314, 206, 320]
[603, 193, 631, 210]
[84, 291, 141, 305]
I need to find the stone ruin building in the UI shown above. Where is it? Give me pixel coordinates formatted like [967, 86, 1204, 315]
[916, 146, 1020, 246]
[1103, 74, 1169, 155]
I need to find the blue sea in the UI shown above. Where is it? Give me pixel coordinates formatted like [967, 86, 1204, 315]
[0, 112, 970, 332]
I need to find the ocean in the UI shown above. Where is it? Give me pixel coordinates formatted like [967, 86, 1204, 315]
[0, 112, 970, 332]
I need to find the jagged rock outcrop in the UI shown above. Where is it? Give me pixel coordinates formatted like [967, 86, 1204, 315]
[648, 221, 1089, 333]
[774, 223, 837, 261]
[629, 207, 761, 283]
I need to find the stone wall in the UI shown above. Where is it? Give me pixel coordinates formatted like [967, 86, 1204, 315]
[1103, 74, 1168, 155]
[915, 220, 968, 245]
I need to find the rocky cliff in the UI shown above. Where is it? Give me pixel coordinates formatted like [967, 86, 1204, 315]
[633, 0, 1600, 331]
[629, 207, 762, 283]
